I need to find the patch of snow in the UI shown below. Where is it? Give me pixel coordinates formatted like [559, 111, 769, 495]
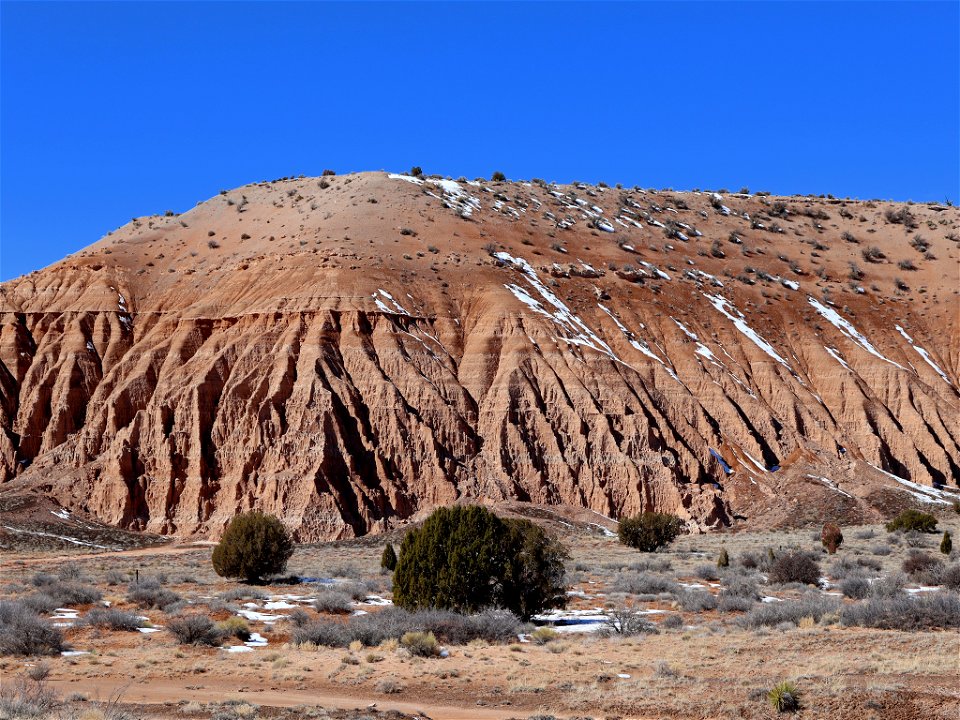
[495, 253, 620, 362]
[51, 509, 70, 520]
[0, 525, 115, 550]
[825, 346, 851, 371]
[61, 651, 89, 657]
[704, 294, 792, 370]
[387, 173, 424, 185]
[895, 326, 951, 384]
[781, 279, 799, 291]
[138, 627, 162, 634]
[867, 463, 954, 505]
[263, 601, 297, 610]
[807, 297, 903, 369]
[805, 474, 853, 499]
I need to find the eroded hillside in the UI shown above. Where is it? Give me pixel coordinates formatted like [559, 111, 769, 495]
[1, 172, 958, 539]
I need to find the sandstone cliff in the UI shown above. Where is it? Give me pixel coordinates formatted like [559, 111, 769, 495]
[2, 172, 958, 539]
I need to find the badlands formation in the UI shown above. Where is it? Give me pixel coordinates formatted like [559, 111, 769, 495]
[1, 171, 957, 540]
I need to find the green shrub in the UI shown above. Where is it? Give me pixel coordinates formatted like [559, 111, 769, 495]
[717, 548, 730, 568]
[941, 531, 952, 555]
[212, 512, 294, 583]
[885, 510, 937, 534]
[381, 543, 397, 572]
[400, 630, 440, 657]
[617, 512, 684, 552]
[409, 166, 423, 177]
[491, 171, 506, 182]
[821, 522, 843, 554]
[392, 505, 567, 620]
[768, 681, 801, 713]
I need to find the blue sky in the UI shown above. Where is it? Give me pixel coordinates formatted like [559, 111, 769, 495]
[2, 1, 958, 281]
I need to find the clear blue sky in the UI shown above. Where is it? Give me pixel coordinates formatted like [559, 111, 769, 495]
[2, 1, 958, 281]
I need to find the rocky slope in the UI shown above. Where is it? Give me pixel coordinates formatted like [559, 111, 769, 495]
[1, 172, 958, 539]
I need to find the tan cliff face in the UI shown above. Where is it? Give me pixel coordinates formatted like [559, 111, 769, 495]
[1, 171, 958, 540]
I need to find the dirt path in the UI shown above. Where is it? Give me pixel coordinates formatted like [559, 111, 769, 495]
[49, 676, 562, 720]
[4, 541, 211, 566]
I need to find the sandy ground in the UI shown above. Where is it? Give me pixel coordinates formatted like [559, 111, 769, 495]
[2, 517, 959, 720]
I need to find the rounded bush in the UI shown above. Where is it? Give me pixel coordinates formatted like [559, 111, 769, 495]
[617, 512, 683, 552]
[885, 510, 937, 534]
[392, 505, 567, 620]
[768, 551, 820, 586]
[212, 512, 294, 583]
[381, 543, 397, 572]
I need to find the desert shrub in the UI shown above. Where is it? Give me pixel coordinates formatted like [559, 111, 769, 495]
[321, 169, 336, 176]
[868, 572, 907, 598]
[902, 551, 942, 582]
[861, 246, 885, 263]
[617, 512, 683, 552]
[661, 613, 683, 629]
[739, 551, 760, 569]
[601, 606, 658, 636]
[287, 608, 311, 627]
[104, 570, 128, 586]
[886, 509, 937, 533]
[167, 615, 223, 646]
[718, 595, 755, 613]
[21, 594, 60, 615]
[676, 590, 717, 612]
[694, 564, 720, 581]
[0, 602, 65, 656]
[381, 543, 397, 571]
[393, 505, 567, 620]
[30, 573, 57, 588]
[612, 572, 679, 596]
[29, 574, 101, 607]
[292, 607, 520, 648]
[212, 511, 294, 583]
[940, 531, 952, 555]
[218, 587, 268, 602]
[720, 575, 760, 600]
[400, 631, 440, 657]
[292, 619, 351, 648]
[739, 596, 839, 628]
[128, 578, 181, 610]
[768, 552, 820, 586]
[530, 626, 558, 644]
[717, 548, 729, 568]
[0, 668, 58, 717]
[840, 575, 871, 600]
[941, 564, 960, 590]
[84, 608, 144, 631]
[313, 590, 353, 615]
[216, 616, 251, 641]
[491, 171, 506, 182]
[768, 681, 801, 713]
[821, 522, 843, 554]
[840, 592, 960, 630]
